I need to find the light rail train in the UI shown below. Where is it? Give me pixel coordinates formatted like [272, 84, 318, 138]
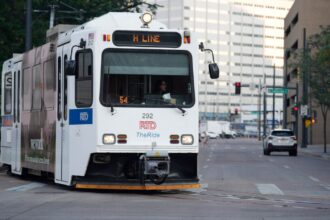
[1, 12, 218, 190]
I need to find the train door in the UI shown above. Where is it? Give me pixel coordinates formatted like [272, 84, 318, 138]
[1, 71, 13, 165]
[55, 45, 70, 184]
[11, 62, 22, 174]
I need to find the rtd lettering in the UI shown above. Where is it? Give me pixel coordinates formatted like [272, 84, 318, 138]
[133, 34, 160, 43]
[139, 121, 157, 130]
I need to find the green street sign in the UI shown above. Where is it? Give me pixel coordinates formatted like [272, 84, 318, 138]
[267, 88, 288, 94]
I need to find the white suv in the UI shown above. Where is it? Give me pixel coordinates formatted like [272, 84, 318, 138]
[263, 129, 297, 156]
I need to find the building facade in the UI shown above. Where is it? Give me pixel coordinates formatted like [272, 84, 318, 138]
[284, 0, 330, 145]
[147, 0, 294, 124]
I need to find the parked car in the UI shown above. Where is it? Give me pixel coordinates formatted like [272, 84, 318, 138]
[263, 129, 297, 156]
[220, 130, 236, 139]
[206, 131, 218, 139]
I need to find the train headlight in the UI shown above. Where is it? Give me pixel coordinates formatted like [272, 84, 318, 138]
[181, 135, 194, 145]
[103, 134, 116, 145]
[140, 12, 153, 25]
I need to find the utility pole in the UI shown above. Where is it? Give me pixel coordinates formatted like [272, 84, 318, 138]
[258, 79, 261, 140]
[25, 0, 32, 51]
[283, 50, 288, 128]
[301, 28, 308, 148]
[49, 5, 58, 28]
[272, 65, 275, 130]
[263, 74, 267, 137]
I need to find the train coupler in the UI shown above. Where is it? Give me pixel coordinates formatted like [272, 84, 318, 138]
[139, 151, 170, 185]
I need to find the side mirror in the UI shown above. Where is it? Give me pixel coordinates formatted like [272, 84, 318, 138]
[209, 63, 219, 79]
[65, 60, 76, 76]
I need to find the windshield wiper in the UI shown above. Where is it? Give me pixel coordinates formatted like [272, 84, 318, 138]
[144, 97, 186, 115]
[106, 98, 116, 114]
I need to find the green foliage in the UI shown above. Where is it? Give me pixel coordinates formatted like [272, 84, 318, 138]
[293, 26, 330, 109]
[308, 26, 330, 108]
[0, 0, 161, 65]
[294, 26, 330, 152]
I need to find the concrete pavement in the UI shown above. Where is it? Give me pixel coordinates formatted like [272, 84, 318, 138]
[299, 144, 330, 160]
[0, 138, 329, 220]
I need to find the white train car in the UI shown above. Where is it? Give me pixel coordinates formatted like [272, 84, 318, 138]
[1, 12, 218, 190]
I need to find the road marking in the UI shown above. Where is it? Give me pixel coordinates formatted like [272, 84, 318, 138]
[203, 165, 208, 169]
[256, 184, 284, 195]
[283, 165, 290, 169]
[6, 182, 45, 192]
[241, 147, 246, 150]
[258, 155, 262, 158]
[207, 158, 210, 162]
[308, 176, 320, 182]
[224, 146, 231, 150]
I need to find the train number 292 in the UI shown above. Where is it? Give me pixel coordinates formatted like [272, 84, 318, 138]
[142, 113, 153, 119]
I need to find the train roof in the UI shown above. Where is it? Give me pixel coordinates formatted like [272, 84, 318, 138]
[57, 12, 169, 45]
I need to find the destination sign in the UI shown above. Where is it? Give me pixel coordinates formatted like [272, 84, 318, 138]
[113, 31, 182, 48]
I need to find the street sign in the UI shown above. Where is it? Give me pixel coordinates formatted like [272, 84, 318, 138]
[267, 88, 288, 94]
[300, 105, 309, 117]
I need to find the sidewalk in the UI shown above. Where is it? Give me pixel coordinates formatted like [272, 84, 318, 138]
[299, 144, 330, 160]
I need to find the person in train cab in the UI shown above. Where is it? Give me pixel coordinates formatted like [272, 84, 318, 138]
[158, 80, 169, 95]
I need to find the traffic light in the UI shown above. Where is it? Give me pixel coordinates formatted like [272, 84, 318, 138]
[234, 82, 241, 95]
[291, 106, 299, 115]
[311, 117, 316, 124]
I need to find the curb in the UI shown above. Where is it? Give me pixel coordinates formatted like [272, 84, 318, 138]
[299, 150, 330, 160]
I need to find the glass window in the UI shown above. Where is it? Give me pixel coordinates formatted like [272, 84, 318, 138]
[32, 64, 42, 110]
[57, 57, 61, 120]
[17, 70, 20, 122]
[100, 50, 194, 107]
[23, 68, 31, 111]
[271, 130, 294, 137]
[64, 55, 68, 119]
[4, 72, 12, 114]
[75, 50, 93, 107]
[44, 60, 55, 109]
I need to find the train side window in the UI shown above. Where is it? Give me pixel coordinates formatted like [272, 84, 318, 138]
[57, 56, 61, 120]
[64, 55, 68, 120]
[44, 59, 55, 110]
[32, 64, 42, 110]
[17, 70, 20, 122]
[4, 72, 12, 115]
[13, 72, 16, 121]
[23, 68, 32, 111]
[75, 50, 93, 107]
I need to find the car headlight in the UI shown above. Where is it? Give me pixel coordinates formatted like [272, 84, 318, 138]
[181, 135, 194, 145]
[103, 134, 116, 144]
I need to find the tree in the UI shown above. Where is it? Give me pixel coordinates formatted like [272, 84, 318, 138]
[294, 26, 330, 153]
[0, 0, 161, 65]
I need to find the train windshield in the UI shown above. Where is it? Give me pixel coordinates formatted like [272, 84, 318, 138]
[100, 49, 194, 107]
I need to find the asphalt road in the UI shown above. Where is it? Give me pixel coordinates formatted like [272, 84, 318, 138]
[0, 138, 330, 220]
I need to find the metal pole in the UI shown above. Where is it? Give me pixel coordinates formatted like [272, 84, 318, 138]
[295, 83, 299, 139]
[49, 5, 56, 28]
[283, 50, 288, 128]
[301, 28, 308, 148]
[25, 0, 32, 51]
[258, 79, 261, 140]
[272, 65, 275, 129]
[263, 74, 267, 137]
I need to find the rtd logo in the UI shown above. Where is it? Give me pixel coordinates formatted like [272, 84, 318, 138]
[80, 112, 89, 121]
[139, 121, 157, 130]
